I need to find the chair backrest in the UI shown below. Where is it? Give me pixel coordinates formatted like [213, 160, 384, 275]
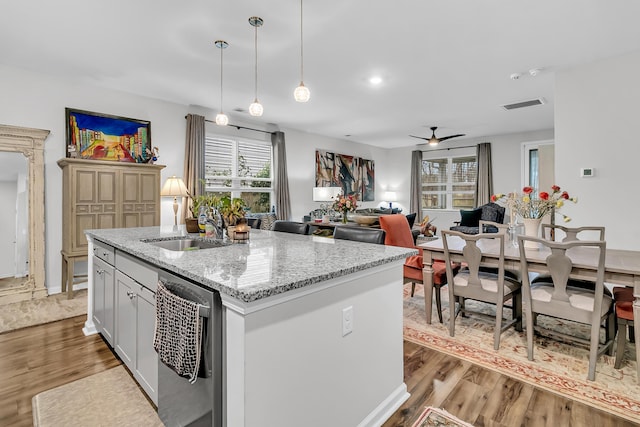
[246, 217, 262, 229]
[517, 235, 606, 320]
[333, 227, 386, 244]
[441, 229, 508, 295]
[480, 202, 506, 224]
[541, 224, 605, 242]
[271, 220, 310, 235]
[379, 215, 415, 248]
[405, 213, 417, 229]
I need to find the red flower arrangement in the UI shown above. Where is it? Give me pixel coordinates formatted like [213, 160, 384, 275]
[492, 185, 577, 222]
[332, 192, 358, 214]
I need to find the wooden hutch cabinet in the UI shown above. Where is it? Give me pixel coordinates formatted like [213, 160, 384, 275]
[58, 158, 165, 297]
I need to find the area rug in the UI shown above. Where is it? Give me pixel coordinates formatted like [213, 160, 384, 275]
[0, 289, 87, 333]
[32, 365, 163, 426]
[403, 284, 640, 424]
[412, 407, 475, 427]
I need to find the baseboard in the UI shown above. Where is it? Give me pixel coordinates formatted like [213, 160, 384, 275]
[357, 383, 410, 427]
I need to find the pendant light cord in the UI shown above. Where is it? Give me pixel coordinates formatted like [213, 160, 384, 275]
[254, 23, 259, 100]
[220, 45, 224, 111]
[299, 0, 304, 82]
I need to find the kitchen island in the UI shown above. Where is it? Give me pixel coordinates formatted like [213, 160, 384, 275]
[84, 225, 416, 427]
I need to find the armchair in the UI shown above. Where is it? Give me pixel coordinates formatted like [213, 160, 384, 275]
[450, 202, 505, 234]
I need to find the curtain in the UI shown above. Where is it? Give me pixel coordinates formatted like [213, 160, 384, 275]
[475, 142, 493, 206]
[410, 150, 423, 223]
[183, 114, 205, 220]
[271, 131, 292, 220]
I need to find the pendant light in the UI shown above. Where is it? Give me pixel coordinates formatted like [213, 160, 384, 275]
[294, 0, 310, 102]
[248, 16, 264, 117]
[214, 40, 229, 126]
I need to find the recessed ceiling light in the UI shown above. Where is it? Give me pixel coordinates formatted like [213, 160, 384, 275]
[368, 76, 383, 86]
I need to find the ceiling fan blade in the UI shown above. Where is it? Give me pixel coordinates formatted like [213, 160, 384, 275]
[437, 133, 466, 142]
[409, 135, 430, 141]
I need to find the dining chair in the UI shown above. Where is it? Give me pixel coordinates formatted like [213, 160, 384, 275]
[333, 227, 386, 244]
[517, 235, 614, 381]
[379, 214, 458, 324]
[441, 229, 522, 350]
[613, 286, 635, 370]
[271, 220, 310, 235]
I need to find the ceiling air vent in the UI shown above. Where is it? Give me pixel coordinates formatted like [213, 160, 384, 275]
[501, 98, 545, 111]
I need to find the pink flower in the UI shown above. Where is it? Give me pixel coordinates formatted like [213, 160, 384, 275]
[522, 186, 534, 194]
[539, 192, 549, 201]
[551, 185, 561, 192]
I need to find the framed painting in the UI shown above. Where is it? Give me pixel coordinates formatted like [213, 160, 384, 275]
[315, 149, 375, 201]
[65, 108, 154, 163]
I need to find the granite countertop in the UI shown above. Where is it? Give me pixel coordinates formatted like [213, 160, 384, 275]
[85, 226, 417, 303]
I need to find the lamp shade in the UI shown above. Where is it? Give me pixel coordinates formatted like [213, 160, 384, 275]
[161, 176, 189, 197]
[312, 186, 342, 202]
[383, 191, 397, 202]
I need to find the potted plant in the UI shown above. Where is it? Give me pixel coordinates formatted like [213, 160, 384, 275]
[186, 194, 220, 233]
[219, 196, 246, 238]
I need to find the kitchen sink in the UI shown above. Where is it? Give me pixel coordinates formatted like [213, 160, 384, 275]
[143, 237, 230, 251]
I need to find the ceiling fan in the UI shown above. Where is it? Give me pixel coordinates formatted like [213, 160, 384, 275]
[410, 126, 466, 146]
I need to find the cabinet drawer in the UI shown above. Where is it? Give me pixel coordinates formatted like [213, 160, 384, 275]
[116, 251, 158, 292]
[93, 241, 115, 265]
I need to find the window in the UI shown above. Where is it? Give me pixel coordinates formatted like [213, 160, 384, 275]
[204, 135, 273, 213]
[421, 152, 477, 210]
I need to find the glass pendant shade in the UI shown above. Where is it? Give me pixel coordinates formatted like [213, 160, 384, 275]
[294, 82, 310, 102]
[249, 100, 263, 117]
[215, 112, 229, 126]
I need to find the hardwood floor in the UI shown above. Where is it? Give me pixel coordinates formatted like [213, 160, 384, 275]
[0, 317, 635, 426]
[383, 340, 637, 427]
[0, 316, 121, 427]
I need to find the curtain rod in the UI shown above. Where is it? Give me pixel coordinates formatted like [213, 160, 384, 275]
[185, 116, 274, 135]
[420, 144, 477, 153]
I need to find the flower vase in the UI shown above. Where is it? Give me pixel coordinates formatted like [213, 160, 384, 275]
[341, 214, 348, 224]
[522, 218, 542, 250]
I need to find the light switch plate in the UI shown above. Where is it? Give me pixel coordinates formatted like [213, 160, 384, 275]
[580, 167, 594, 177]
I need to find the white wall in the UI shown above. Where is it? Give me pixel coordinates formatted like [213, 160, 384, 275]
[555, 50, 640, 250]
[0, 64, 192, 293]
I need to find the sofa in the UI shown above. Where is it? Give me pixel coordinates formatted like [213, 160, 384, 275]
[449, 202, 505, 234]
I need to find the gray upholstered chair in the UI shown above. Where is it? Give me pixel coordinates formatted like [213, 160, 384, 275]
[271, 220, 310, 235]
[517, 236, 614, 381]
[333, 226, 385, 244]
[442, 229, 522, 350]
[450, 202, 506, 234]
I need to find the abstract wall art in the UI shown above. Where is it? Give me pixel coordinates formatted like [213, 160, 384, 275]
[315, 149, 375, 201]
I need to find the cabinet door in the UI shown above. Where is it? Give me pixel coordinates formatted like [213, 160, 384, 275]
[71, 168, 117, 253]
[136, 284, 158, 404]
[93, 256, 115, 346]
[121, 170, 160, 227]
[115, 271, 137, 366]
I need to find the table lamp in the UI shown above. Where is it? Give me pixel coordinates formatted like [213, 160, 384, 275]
[383, 191, 397, 209]
[161, 176, 189, 225]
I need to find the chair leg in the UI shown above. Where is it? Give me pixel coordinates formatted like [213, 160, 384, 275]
[514, 292, 523, 332]
[587, 318, 601, 381]
[606, 311, 616, 356]
[434, 284, 443, 324]
[448, 287, 456, 337]
[615, 319, 627, 369]
[410, 282, 416, 297]
[526, 307, 535, 361]
[494, 299, 504, 351]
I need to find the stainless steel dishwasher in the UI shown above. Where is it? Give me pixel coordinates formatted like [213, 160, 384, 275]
[157, 270, 222, 427]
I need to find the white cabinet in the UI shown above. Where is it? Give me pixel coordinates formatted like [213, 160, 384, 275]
[113, 254, 158, 405]
[92, 256, 115, 346]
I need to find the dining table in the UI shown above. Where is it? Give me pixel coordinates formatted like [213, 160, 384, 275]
[417, 235, 640, 379]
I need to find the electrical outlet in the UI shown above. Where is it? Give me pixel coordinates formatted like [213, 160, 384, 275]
[342, 306, 353, 336]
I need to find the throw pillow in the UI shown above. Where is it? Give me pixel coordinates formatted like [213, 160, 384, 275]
[459, 208, 482, 227]
[259, 213, 278, 230]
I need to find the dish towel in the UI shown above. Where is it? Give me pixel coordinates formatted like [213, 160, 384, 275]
[154, 280, 204, 384]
